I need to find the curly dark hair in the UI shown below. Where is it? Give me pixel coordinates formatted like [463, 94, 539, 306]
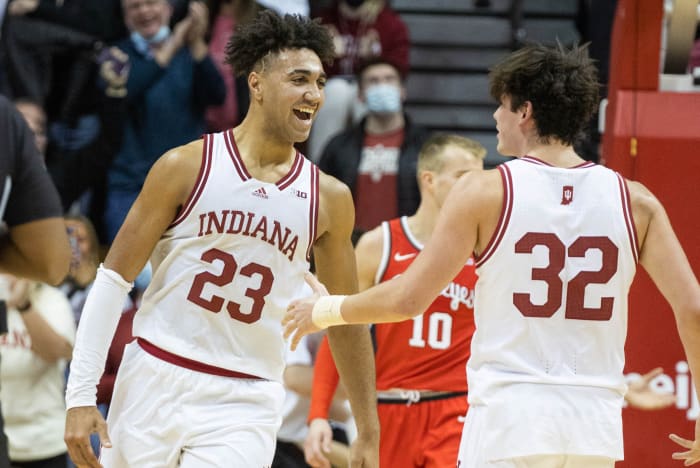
[489, 42, 600, 146]
[225, 10, 335, 78]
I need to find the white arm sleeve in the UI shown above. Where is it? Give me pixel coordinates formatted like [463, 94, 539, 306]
[65, 264, 133, 409]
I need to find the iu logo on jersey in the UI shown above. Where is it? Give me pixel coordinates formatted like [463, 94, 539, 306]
[561, 185, 574, 205]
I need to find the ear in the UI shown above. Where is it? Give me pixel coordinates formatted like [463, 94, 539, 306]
[249, 72, 263, 102]
[519, 101, 533, 121]
[418, 169, 433, 191]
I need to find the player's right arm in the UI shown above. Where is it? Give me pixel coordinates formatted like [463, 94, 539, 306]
[628, 181, 700, 465]
[64, 142, 203, 468]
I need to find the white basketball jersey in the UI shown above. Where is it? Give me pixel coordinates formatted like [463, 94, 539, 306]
[134, 130, 319, 382]
[468, 156, 638, 459]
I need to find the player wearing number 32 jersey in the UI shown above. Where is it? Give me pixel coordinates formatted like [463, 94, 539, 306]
[64, 11, 379, 468]
[465, 156, 636, 463]
[284, 43, 700, 468]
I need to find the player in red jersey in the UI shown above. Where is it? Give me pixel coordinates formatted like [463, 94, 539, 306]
[304, 133, 485, 468]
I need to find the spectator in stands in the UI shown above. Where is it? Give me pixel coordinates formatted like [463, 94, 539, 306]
[307, 0, 410, 162]
[1, 0, 125, 122]
[104, 0, 225, 242]
[61, 215, 100, 324]
[318, 57, 430, 233]
[0, 274, 75, 468]
[47, 47, 130, 243]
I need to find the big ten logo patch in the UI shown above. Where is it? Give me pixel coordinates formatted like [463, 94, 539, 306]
[290, 186, 307, 199]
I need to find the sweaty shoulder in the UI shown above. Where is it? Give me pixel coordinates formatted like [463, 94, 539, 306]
[316, 170, 354, 238]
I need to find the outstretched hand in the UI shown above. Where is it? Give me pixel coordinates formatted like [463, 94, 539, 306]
[283, 272, 327, 350]
[625, 367, 676, 410]
[670, 419, 700, 466]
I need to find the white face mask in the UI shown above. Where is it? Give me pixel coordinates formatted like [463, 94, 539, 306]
[364, 83, 402, 114]
[130, 25, 171, 56]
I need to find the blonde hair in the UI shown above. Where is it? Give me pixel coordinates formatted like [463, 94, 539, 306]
[417, 133, 486, 173]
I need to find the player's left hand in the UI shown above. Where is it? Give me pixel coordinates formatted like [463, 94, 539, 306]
[304, 418, 333, 468]
[625, 367, 676, 410]
[283, 272, 326, 350]
[670, 418, 700, 465]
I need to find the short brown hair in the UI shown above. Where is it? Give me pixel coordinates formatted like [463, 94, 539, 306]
[489, 42, 599, 146]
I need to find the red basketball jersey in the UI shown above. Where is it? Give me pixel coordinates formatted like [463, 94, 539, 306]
[374, 217, 477, 392]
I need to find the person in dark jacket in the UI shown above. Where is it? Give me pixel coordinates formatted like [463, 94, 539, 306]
[318, 58, 431, 234]
[103, 0, 225, 242]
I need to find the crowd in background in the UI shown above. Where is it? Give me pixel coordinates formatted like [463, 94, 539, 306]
[2, 1, 682, 467]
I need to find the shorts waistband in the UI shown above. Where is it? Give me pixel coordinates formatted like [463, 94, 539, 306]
[136, 338, 264, 380]
[376, 389, 467, 405]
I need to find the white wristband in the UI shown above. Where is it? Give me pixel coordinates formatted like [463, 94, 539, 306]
[311, 295, 347, 329]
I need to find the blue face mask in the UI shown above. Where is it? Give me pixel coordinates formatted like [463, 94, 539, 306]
[130, 25, 171, 56]
[364, 83, 402, 114]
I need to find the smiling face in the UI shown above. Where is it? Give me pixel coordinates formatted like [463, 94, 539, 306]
[251, 48, 326, 144]
[123, 0, 171, 39]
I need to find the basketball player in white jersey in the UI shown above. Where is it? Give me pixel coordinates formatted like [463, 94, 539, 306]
[284, 43, 700, 467]
[64, 11, 379, 468]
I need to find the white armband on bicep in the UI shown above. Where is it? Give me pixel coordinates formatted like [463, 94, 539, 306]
[65, 264, 133, 409]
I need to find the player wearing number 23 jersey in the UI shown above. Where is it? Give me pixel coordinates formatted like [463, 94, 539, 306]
[465, 156, 638, 462]
[64, 13, 379, 468]
[137, 129, 318, 382]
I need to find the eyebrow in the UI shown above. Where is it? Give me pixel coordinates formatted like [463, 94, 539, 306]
[287, 69, 327, 80]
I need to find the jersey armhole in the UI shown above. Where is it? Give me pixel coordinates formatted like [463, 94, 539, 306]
[374, 221, 392, 285]
[616, 173, 640, 263]
[305, 164, 320, 262]
[475, 164, 513, 268]
[169, 134, 213, 229]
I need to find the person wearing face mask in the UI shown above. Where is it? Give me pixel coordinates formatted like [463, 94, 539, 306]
[102, 0, 226, 243]
[318, 58, 431, 234]
[306, 0, 410, 163]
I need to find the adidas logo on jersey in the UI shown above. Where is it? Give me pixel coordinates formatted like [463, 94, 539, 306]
[252, 187, 268, 199]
